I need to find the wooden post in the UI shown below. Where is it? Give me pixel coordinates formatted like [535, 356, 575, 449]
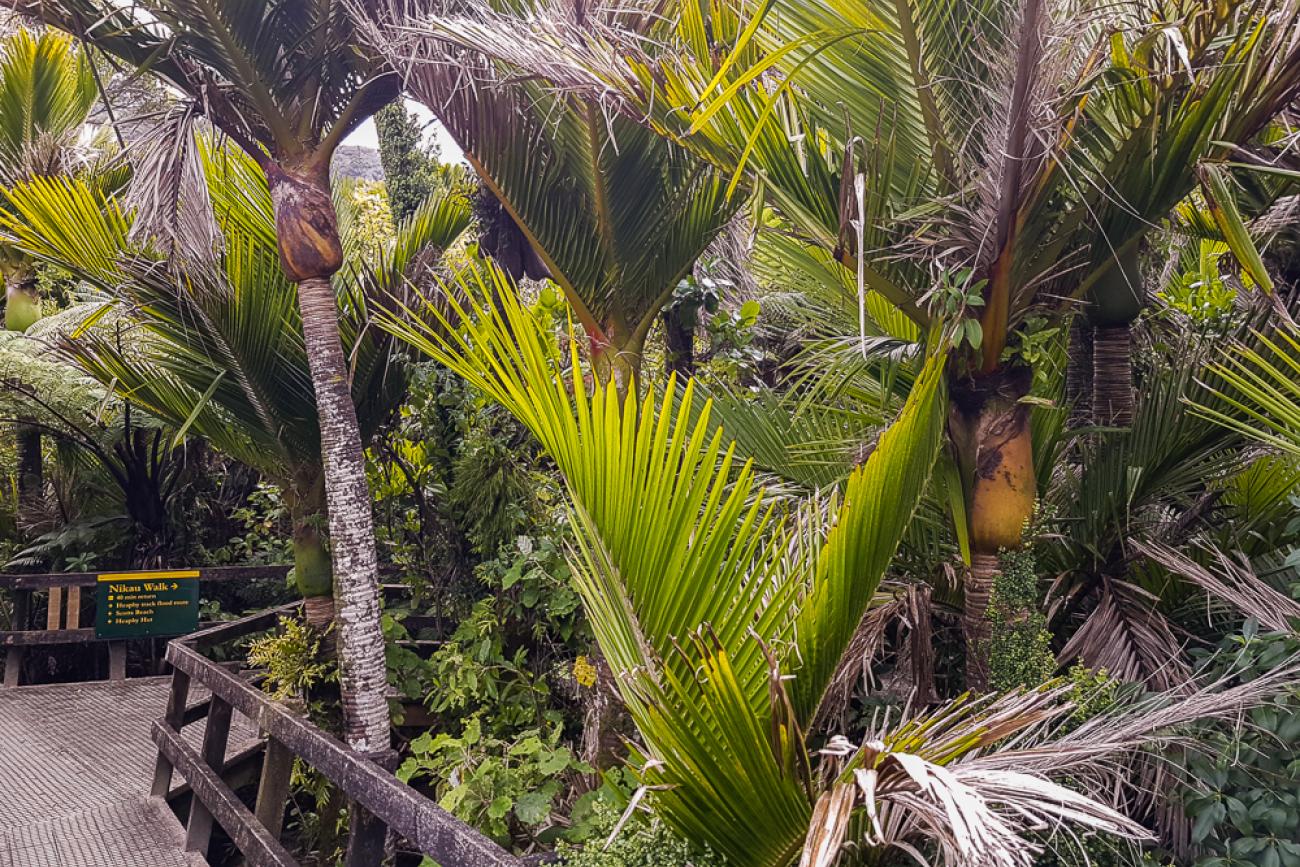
[151, 669, 192, 798]
[185, 695, 233, 856]
[107, 641, 127, 681]
[344, 748, 399, 867]
[253, 737, 295, 841]
[2, 589, 31, 688]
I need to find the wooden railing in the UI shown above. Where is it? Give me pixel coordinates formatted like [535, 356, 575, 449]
[0, 565, 292, 687]
[151, 603, 521, 867]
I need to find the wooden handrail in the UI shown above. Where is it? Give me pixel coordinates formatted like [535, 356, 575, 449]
[153, 603, 521, 867]
[0, 564, 292, 590]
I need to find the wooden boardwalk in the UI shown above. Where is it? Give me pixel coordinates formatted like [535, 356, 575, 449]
[0, 678, 253, 867]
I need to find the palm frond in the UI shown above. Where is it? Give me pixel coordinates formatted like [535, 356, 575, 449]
[0, 28, 97, 187]
[378, 260, 948, 866]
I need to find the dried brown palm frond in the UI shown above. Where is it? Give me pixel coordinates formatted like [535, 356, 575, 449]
[1057, 576, 1192, 692]
[354, 0, 655, 105]
[806, 687, 1150, 867]
[122, 107, 222, 270]
[1136, 539, 1300, 632]
[814, 581, 940, 733]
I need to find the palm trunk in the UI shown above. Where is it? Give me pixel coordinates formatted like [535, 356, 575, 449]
[1065, 318, 1093, 429]
[296, 274, 389, 750]
[1092, 323, 1133, 427]
[268, 161, 390, 758]
[963, 552, 999, 688]
[7, 272, 42, 529]
[662, 306, 696, 379]
[15, 423, 41, 528]
[950, 367, 1035, 691]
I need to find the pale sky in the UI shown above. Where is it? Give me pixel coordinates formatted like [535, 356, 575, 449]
[345, 99, 466, 164]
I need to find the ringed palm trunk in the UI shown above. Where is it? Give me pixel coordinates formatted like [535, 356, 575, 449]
[950, 366, 1036, 690]
[5, 267, 43, 528]
[266, 159, 390, 757]
[1087, 246, 1143, 428]
[1092, 323, 1134, 427]
[1065, 318, 1093, 429]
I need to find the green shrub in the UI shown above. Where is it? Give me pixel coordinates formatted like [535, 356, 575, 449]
[398, 715, 591, 846]
[1182, 619, 1300, 867]
[556, 802, 726, 867]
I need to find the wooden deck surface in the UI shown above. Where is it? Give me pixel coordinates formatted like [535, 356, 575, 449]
[0, 677, 254, 866]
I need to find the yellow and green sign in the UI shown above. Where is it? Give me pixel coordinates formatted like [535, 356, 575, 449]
[94, 570, 200, 639]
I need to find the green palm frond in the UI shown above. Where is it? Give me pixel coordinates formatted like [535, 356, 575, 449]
[1194, 327, 1300, 458]
[0, 28, 96, 187]
[355, 2, 739, 358]
[1, 141, 465, 480]
[374, 265, 1291, 865]
[9, 0, 396, 161]
[400, 0, 1300, 350]
[377, 261, 948, 866]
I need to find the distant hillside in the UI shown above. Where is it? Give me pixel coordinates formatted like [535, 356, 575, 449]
[333, 146, 385, 182]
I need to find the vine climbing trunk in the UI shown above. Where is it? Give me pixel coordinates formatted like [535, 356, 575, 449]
[950, 367, 1035, 690]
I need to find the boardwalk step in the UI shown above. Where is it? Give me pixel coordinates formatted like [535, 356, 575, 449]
[0, 795, 206, 866]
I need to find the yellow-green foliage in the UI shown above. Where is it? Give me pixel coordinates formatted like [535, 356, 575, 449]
[246, 616, 337, 703]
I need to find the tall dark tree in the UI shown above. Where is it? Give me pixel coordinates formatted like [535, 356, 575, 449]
[373, 101, 440, 223]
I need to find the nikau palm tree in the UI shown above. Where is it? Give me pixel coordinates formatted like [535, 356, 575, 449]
[380, 266, 1300, 867]
[355, 0, 736, 394]
[4, 0, 402, 767]
[0, 28, 97, 523]
[0, 142, 472, 626]
[398, 0, 1300, 683]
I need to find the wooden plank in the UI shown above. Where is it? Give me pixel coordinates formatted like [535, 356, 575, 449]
[0, 564, 293, 591]
[152, 722, 298, 867]
[151, 670, 191, 798]
[187, 603, 298, 652]
[253, 737, 295, 842]
[107, 641, 127, 681]
[65, 586, 81, 629]
[46, 587, 62, 630]
[166, 641, 521, 867]
[1, 647, 21, 688]
[167, 741, 269, 804]
[185, 696, 233, 856]
[0, 628, 97, 647]
[0, 622, 241, 649]
[345, 804, 389, 867]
